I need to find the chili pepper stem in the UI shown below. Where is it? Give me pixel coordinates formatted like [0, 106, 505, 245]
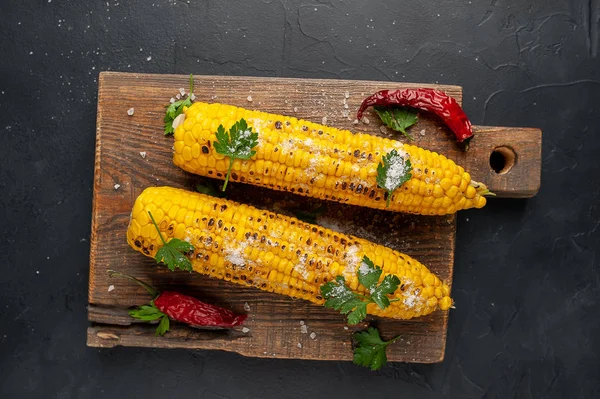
[148, 211, 168, 246]
[107, 270, 159, 298]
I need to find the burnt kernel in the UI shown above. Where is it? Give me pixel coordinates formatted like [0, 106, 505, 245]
[296, 249, 302, 256]
[310, 177, 315, 184]
[208, 170, 213, 175]
[220, 204, 227, 212]
[274, 147, 279, 152]
[318, 130, 323, 135]
[400, 284, 406, 291]
[213, 204, 218, 210]
[201, 146, 209, 154]
[289, 151, 293, 156]
[260, 235, 266, 243]
[367, 153, 373, 161]
[298, 188, 303, 193]
[269, 214, 274, 219]
[424, 167, 429, 174]
[375, 196, 381, 201]
[217, 220, 223, 228]
[196, 253, 203, 259]
[340, 238, 347, 245]
[369, 189, 375, 199]
[249, 170, 254, 175]
[265, 168, 269, 174]
[245, 232, 251, 239]
[341, 182, 347, 190]
[252, 232, 259, 240]
[134, 240, 142, 248]
[261, 283, 267, 289]
[231, 172, 238, 180]
[312, 227, 318, 233]
[231, 226, 236, 232]
[275, 121, 283, 129]
[240, 176, 246, 182]
[361, 152, 366, 158]
[225, 273, 231, 279]
[257, 218, 262, 223]
[241, 275, 247, 281]
[208, 218, 215, 227]
[149, 244, 154, 251]
[335, 182, 339, 189]
[281, 245, 286, 250]
[290, 221, 295, 225]
[354, 149, 361, 157]
[285, 121, 291, 126]
[356, 184, 363, 194]
[248, 216, 253, 221]
[349, 182, 355, 191]
[319, 230, 324, 237]
[302, 126, 308, 131]
[142, 247, 150, 255]
[205, 237, 213, 245]
[309, 258, 315, 266]
[383, 192, 389, 201]
[333, 235, 339, 242]
[216, 173, 223, 177]
[326, 245, 334, 254]
[334, 148, 339, 153]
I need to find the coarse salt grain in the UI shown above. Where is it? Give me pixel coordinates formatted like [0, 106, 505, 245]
[420, 129, 426, 136]
[383, 153, 408, 190]
[297, 343, 302, 348]
[344, 326, 349, 330]
[169, 97, 175, 103]
[114, 184, 120, 190]
[172, 113, 186, 130]
[139, 151, 147, 159]
[321, 116, 327, 125]
[300, 325, 308, 334]
[362, 117, 370, 124]
[108, 285, 115, 292]
[242, 327, 250, 333]
[244, 302, 251, 311]
[344, 91, 350, 98]
[179, 88, 185, 96]
[247, 95, 253, 102]
[127, 108, 134, 116]
[309, 332, 317, 340]
[190, 93, 196, 101]
[352, 119, 359, 125]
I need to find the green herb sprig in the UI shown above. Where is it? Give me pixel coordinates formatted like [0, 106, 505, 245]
[164, 74, 194, 135]
[320, 256, 400, 325]
[353, 327, 400, 371]
[376, 149, 412, 208]
[128, 302, 170, 336]
[213, 118, 259, 192]
[374, 106, 418, 140]
[148, 211, 195, 272]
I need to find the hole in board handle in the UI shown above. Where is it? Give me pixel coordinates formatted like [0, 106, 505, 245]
[489, 146, 516, 174]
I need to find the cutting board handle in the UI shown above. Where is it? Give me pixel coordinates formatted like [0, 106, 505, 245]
[459, 125, 541, 198]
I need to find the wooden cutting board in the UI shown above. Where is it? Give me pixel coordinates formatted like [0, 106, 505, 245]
[87, 72, 541, 363]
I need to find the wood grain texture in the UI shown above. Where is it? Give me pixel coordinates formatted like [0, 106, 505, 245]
[88, 72, 541, 363]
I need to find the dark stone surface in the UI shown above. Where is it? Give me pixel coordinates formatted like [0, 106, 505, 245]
[1, 0, 598, 397]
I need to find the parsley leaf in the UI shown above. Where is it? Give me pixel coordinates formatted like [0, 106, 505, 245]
[196, 180, 226, 198]
[320, 276, 369, 325]
[213, 118, 259, 192]
[129, 301, 171, 336]
[353, 327, 400, 371]
[129, 304, 164, 321]
[148, 211, 194, 272]
[374, 106, 418, 140]
[320, 256, 401, 325]
[163, 74, 194, 135]
[156, 314, 170, 336]
[376, 149, 413, 208]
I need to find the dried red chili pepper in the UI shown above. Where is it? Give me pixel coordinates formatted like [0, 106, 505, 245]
[108, 270, 246, 336]
[357, 88, 474, 144]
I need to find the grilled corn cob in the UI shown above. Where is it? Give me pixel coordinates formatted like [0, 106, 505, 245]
[127, 186, 452, 320]
[173, 102, 489, 215]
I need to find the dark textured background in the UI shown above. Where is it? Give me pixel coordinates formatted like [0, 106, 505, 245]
[1, 0, 599, 398]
